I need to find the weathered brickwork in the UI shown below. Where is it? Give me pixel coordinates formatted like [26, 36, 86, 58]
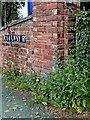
[0, 2, 80, 74]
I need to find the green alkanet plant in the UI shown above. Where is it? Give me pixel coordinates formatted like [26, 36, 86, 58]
[3, 9, 90, 114]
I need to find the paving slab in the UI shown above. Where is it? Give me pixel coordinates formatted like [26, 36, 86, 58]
[2, 78, 54, 119]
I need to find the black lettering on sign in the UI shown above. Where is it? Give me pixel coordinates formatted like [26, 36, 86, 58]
[4, 35, 26, 43]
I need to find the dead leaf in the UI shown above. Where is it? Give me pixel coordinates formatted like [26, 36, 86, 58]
[19, 116, 22, 118]
[35, 112, 39, 115]
[4, 110, 9, 113]
[14, 105, 18, 107]
[12, 107, 17, 110]
[35, 115, 40, 118]
[9, 107, 12, 110]
[17, 114, 20, 116]
[6, 86, 9, 88]
[6, 97, 9, 99]
[14, 102, 17, 104]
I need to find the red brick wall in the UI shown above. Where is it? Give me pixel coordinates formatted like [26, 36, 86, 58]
[0, 2, 80, 74]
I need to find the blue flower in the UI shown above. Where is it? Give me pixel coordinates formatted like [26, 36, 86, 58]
[61, 84, 63, 85]
[56, 53, 58, 56]
[59, 71, 61, 73]
[62, 78, 64, 80]
[72, 82, 74, 84]
[51, 80, 53, 82]
[51, 100, 53, 103]
[22, 76, 25, 78]
[54, 76, 56, 79]
[65, 102, 67, 106]
[54, 46, 57, 48]
[30, 87, 32, 90]
[76, 67, 79, 71]
[82, 85, 85, 88]
[32, 85, 34, 87]
[48, 85, 51, 87]
[50, 91, 53, 98]
[81, 31, 84, 34]
[75, 80, 78, 82]
[81, 44, 83, 47]
[53, 52, 56, 54]
[67, 66, 69, 68]
[70, 80, 72, 82]
[70, 86, 71, 88]
[71, 35, 74, 38]
[45, 72, 48, 75]
[81, 78, 83, 81]
[54, 87, 56, 89]
[24, 83, 26, 85]
[59, 81, 61, 83]
[53, 82, 55, 85]
[84, 87, 86, 90]
[45, 81, 47, 83]
[57, 105, 60, 107]
[60, 91, 62, 94]
[85, 42, 87, 45]
[56, 97, 58, 100]
[79, 39, 81, 42]
[75, 71, 76, 75]
[65, 73, 68, 76]
[45, 76, 48, 79]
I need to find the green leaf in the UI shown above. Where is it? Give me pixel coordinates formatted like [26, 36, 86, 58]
[77, 107, 83, 113]
[82, 99, 86, 107]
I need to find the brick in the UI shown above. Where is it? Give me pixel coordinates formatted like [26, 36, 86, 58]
[52, 9, 57, 15]
[57, 3, 64, 9]
[37, 27, 46, 32]
[41, 22, 52, 27]
[46, 27, 57, 33]
[44, 55, 52, 60]
[42, 33, 52, 38]
[45, 45, 51, 49]
[52, 21, 57, 27]
[57, 44, 64, 50]
[57, 27, 63, 33]
[43, 64, 52, 70]
[33, 22, 41, 27]
[47, 3, 57, 10]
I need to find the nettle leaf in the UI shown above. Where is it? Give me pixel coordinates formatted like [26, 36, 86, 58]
[77, 98, 81, 106]
[77, 107, 83, 113]
[72, 100, 75, 108]
[82, 99, 86, 107]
